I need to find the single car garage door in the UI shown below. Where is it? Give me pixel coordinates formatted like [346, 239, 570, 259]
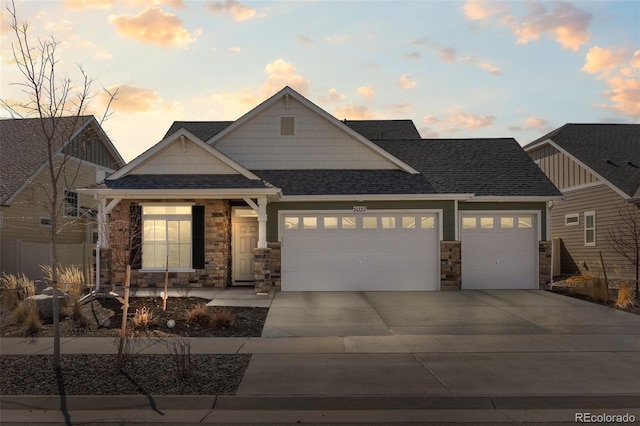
[281, 211, 441, 291]
[460, 212, 538, 289]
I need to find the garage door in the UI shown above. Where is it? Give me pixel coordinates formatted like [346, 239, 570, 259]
[461, 213, 538, 289]
[281, 211, 441, 291]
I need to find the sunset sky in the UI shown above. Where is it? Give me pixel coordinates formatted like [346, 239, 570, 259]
[1, 0, 638, 162]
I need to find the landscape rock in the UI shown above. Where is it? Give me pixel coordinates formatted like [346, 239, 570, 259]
[26, 293, 71, 321]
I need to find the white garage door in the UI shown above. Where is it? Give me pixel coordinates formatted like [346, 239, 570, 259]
[461, 213, 538, 289]
[281, 211, 441, 291]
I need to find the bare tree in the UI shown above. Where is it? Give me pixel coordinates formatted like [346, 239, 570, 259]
[605, 204, 640, 297]
[1, 1, 117, 369]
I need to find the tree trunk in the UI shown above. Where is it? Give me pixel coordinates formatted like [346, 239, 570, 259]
[117, 265, 131, 368]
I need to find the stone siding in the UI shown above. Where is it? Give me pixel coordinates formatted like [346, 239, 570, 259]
[440, 241, 461, 290]
[539, 240, 552, 289]
[103, 199, 231, 288]
[267, 242, 282, 287]
[253, 248, 272, 294]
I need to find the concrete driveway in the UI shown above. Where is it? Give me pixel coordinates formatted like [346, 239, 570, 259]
[261, 289, 640, 337]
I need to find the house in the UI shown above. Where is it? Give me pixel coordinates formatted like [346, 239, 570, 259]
[0, 116, 125, 280]
[82, 87, 561, 293]
[525, 123, 640, 279]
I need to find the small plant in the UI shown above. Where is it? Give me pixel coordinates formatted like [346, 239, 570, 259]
[69, 300, 90, 330]
[616, 281, 637, 309]
[168, 336, 193, 379]
[211, 307, 235, 329]
[113, 334, 137, 368]
[186, 303, 211, 326]
[12, 300, 41, 335]
[41, 265, 85, 297]
[131, 306, 154, 330]
[0, 273, 35, 310]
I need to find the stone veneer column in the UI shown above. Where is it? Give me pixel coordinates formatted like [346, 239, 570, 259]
[440, 241, 461, 290]
[267, 242, 281, 287]
[253, 248, 272, 295]
[538, 240, 552, 289]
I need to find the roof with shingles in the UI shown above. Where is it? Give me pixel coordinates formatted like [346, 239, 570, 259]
[163, 121, 233, 141]
[342, 120, 421, 140]
[373, 138, 562, 197]
[0, 116, 93, 205]
[253, 169, 436, 196]
[525, 123, 640, 198]
[94, 174, 269, 190]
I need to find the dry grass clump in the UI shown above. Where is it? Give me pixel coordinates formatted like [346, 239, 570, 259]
[186, 303, 211, 326]
[40, 264, 85, 297]
[131, 306, 154, 330]
[12, 299, 41, 335]
[590, 277, 609, 303]
[566, 275, 595, 283]
[615, 281, 637, 309]
[0, 273, 35, 310]
[211, 307, 235, 329]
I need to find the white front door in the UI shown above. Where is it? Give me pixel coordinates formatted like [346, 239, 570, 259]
[460, 212, 538, 289]
[232, 209, 258, 282]
[280, 211, 441, 291]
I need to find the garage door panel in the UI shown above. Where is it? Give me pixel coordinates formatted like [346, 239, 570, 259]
[461, 213, 538, 290]
[281, 212, 440, 291]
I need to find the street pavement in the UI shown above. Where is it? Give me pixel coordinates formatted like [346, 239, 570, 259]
[1, 289, 639, 424]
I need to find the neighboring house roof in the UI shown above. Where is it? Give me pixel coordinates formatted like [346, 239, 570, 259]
[525, 123, 640, 199]
[253, 169, 436, 196]
[0, 115, 124, 206]
[163, 121, 233, 141]
[374, 138, 562, 197]
[95, 174, 269, 190]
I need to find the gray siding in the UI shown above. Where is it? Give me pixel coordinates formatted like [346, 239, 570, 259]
[267, 200, 456, 241]
[63, 125, 120, 170]
[528, 145, 598, 190]
[550, 183, 637, 278]
[458, 202, 548, 240]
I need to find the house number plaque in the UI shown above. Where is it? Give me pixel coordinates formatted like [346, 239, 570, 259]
[352, 206, 367, 213]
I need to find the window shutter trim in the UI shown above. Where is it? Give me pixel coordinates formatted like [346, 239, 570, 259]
[192, 206, 205, 269]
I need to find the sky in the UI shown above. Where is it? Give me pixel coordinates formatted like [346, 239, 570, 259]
[1, 0, 638, 162]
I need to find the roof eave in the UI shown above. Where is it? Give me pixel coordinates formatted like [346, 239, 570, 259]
[464, 195, 564, 202]
[78, 187, 282, 200]
[280, 194, 475, 202]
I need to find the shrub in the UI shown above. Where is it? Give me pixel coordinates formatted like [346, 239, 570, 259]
[40, 264, 85, 297]
[615, 281, 637, 309]
[186, 303, 211, 326]
[12, 300, 40, 335]
[211, 307, 235, 329]
[131, 306, 154, 330]
[0, 273, 35, 309]
[168, 336, 193, 379]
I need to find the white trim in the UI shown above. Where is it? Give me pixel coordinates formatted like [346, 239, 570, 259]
[207, 86, 420, 175]
[277, 208, 443, 242]
[108, 128, 262, 181]
[584, 210, 596, 246]
[561, 181, 606, 193]
[465, 196, 563, 202]
[564, 213, 579, 226]
[79, 188, 281, 199]
[280, 194, 474, 202]
[454, 199, 459, 240]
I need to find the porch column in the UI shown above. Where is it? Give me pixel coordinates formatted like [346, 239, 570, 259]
[257, 197, 268, 248]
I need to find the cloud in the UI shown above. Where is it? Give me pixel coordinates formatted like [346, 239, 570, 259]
[296, 34, 311, 44]
[411, 37, 501, 75]
[108, 7, 200, 47]
[318, 88, 345, 103]
[404, 51, 421, 60]
[356, 86, 375, 100]
[207, 0, 257, 21]
[524, 116, 549, 128]
[96, 84, 177, 113]
[419, 126, 439, 138]
[464, 0, 592, 51]
[582, 46, 640, 118]
[422, 108, 495, 133]
[333, 104, 377, 120]
[398, 74, 417, 89]
[230, 46, 241, 53]
[65, 0, 185, 9]
[260, 59, 310, 97]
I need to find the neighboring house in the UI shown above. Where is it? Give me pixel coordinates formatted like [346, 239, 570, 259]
[0, 116, 125, 280]
[525, 123, 640, 279]
[82, 87, 561, 293]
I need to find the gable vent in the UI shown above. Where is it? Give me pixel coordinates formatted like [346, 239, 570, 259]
[281, 117, 294, 136]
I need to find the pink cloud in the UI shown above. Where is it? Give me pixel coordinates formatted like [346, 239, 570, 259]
[356, 86, 375, 101]
[333, 104, 377, 120]
[207, 0, 257, 21]
[260, 59, 310, 97]
[398, 74, 417, 89]
[108, 7, 200, 47]
[319, 88, 345, 103]
[96, 84, 177, 113]
[422, 108, 495, 133]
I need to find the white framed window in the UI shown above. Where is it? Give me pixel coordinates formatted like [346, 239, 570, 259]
[323, 217, 338, 229]
[39, 216, 52, 228]
[518, 216, 533, 229]
[64, 190, 79, 217]
[462, 217, 476, 229]
[142, 205, 192, 269]
[342, 216, 356, 229]
[302, 217, 317, 229]
[381, 216, 396, 229]
[284, 216, 299, 229]
[500, 217, 514, 229]
[565, 213, 579, 226]
[585, 211, 596, 246]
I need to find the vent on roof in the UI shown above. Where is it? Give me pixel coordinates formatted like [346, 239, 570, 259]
[605, 159, 618, 167]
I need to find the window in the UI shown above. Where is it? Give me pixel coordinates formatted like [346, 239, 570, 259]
[323, 217, 338, 229]
[64, 190, 79, 217]
[39, 216, 52, 228]
[462, 217, 476, 229]
[363, 217, 378, 229]
[381, 216, 396, 229]
[565, 213, 579, 226]
[303, 217, 317, 229]
[518, 216, 533, 229]
[280, 116, 294, 135]
[342, 216, 356, 229]
[585, 211, 596, 246]
[500, 217, 514, 229]
[420, 216, 435, 229]
[402, 216, 416, 229]
[142, 205, 192, 269]
[284, 217, 299, 229]
[480, 217, 494, 229]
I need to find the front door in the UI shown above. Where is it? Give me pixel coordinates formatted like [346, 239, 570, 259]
[232, 208, 259, 282]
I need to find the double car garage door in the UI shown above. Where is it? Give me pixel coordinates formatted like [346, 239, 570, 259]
[280, 211, 539, 291]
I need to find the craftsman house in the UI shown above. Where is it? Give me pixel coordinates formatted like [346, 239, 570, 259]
[83, 87, 561, 293]
[525, 123, 640, 279]
[0, 116, 125, 280]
